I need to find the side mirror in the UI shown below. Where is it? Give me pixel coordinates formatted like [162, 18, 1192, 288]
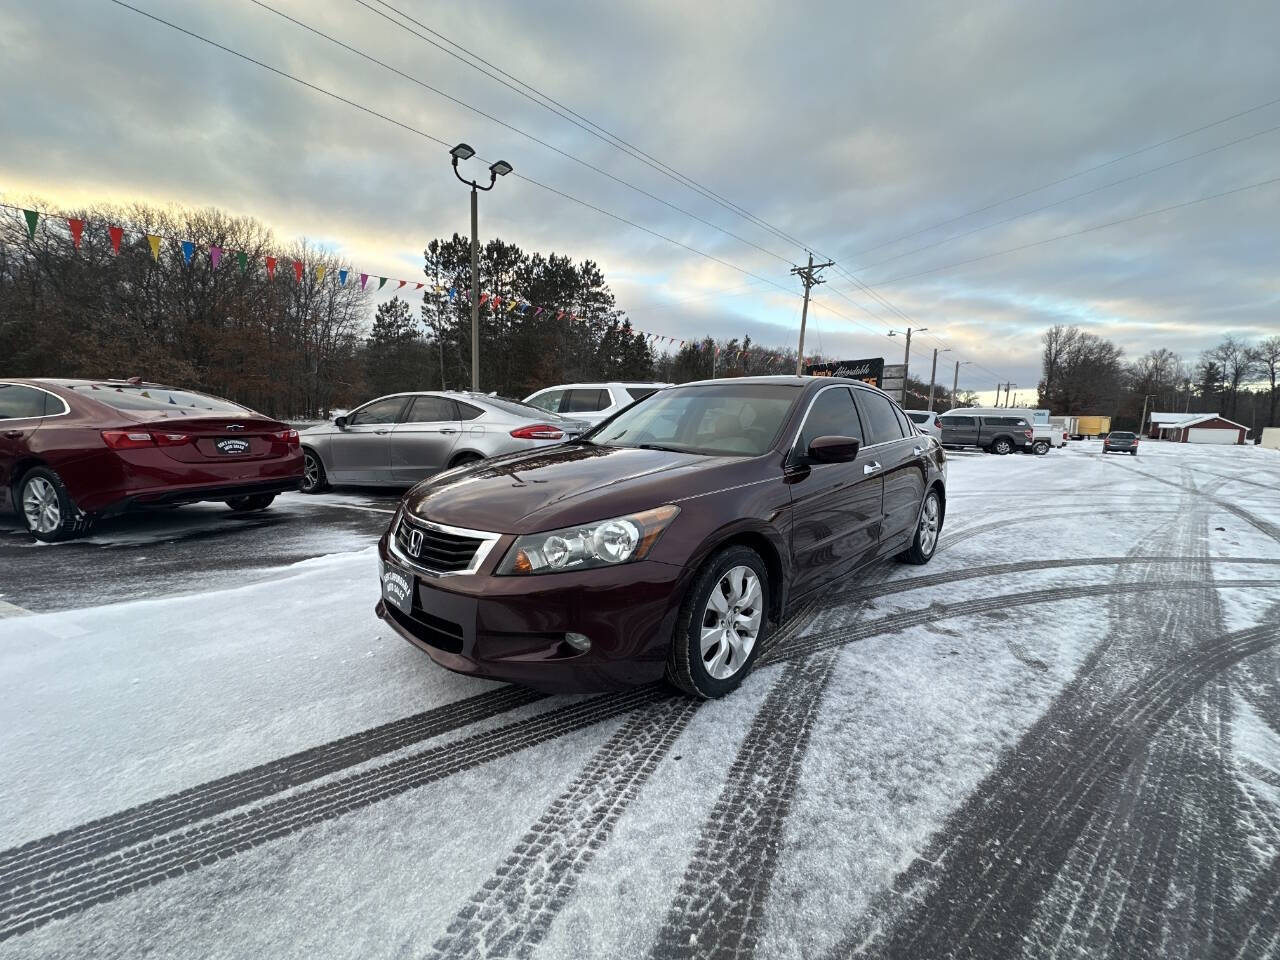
[808, 435, 861, 463]
[334, 415, 348, 430]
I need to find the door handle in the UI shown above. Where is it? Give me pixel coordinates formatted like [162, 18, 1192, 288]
[3, 430, 22, 439]
[438, 427, 457, 434]
[863, 461, 881, 475]
[374, 429, 391, 435]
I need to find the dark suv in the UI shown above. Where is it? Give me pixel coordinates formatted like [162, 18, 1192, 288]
[937, 411, 1034, 454]
[377, 377, 947, 698]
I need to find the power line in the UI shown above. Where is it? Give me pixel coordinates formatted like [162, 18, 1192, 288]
[103, 1, 901, 352]
[359, 0, 812, 254]
[844, 93, 1280, 260]
[872, 173, 1280, 286]
[245, 0, 796, 269]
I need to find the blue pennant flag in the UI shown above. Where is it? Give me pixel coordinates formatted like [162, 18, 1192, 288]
[181, 241, 194, 265]
[448, 286, 456, 300]
[339, 269, 348, 287]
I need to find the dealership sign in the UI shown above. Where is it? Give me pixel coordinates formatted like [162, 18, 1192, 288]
[805, 357, 885, 386]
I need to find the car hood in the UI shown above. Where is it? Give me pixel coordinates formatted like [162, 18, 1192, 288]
[401, 443, 754, 534]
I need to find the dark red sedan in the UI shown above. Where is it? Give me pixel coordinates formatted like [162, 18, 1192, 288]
[1, 378, 303, 541]
[377, 376, 947, 698]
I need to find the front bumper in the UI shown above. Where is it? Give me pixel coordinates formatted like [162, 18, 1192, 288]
[375, 531, 686, 692]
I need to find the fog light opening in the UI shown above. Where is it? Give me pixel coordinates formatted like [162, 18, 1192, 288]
[565, 632, 591, 653]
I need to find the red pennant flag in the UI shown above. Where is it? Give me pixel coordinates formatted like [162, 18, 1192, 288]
[534, 307, 543, 317]
[555, 310, 564, 321]
[415, 282, 424, 290]
[108, 226, 123, 254]
[266, 256, 277, 279]
[68, 219, 85, 249]
[478, 293, 489, 307]
[293, 260, 303, 283]
[397, 280, 406, 289]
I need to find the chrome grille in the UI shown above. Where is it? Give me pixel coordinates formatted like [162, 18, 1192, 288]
[394, 516, 484, 573]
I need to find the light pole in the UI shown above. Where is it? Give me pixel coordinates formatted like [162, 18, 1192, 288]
[888, 327, 927, 405]
[450, 143, 512, 392]
[926, 347, 951, 411]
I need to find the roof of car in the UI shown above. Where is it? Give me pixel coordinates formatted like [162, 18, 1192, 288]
[7, 378, 175, 390]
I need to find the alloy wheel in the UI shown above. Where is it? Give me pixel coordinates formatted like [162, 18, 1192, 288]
[22, 477, 61, 535]
[302, 452, 321, 492]
[918, 492, 940, 555]
[699, 565, 763, 680]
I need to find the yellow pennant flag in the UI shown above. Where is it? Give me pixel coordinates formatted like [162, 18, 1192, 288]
[316, 265, 327, 283]
[146, 235, 161, 261]
[506, 299, 518, 313]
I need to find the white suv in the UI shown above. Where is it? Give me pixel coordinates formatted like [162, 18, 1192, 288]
[523, 382, 670, 425]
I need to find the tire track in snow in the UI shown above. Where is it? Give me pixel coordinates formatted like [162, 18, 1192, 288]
[7, 576, 1280, 941]
[424, 697, 700, 960]
[0, 686, 667, 941]
[648, 653, 838, 960]
[842, 622, 1279, 960]
[0, 685, 545, 890]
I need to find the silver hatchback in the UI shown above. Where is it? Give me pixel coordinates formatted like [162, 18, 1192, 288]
[298, 392, 587, 491]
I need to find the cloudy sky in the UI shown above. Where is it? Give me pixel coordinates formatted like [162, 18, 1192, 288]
[2, 0, 1277, 401]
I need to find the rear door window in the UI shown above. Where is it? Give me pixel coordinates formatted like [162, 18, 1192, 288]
[564, 389, 611, 413]
[798, 387, 860, 452]
[526, 389, 564, 413]
[853, 390, 907, 445]
[0, 384, 49, 420]
[455, 402, 483, 421]
[404, 396, 457, 423]
[892, 405, 914, 436]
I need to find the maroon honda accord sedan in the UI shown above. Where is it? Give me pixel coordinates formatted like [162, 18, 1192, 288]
[377, 376, 946, 698]
[1, 378, 303, 541]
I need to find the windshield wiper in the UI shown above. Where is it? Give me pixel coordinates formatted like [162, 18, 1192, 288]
[635, 443, 687, 453]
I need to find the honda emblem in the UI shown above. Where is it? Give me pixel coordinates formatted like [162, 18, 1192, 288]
[408, 528, 424, 557]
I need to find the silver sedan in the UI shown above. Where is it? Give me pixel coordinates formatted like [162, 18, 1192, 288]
[298, 392, 588, 492]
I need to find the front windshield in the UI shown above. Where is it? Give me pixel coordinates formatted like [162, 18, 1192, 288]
[591, 382, 799, 456]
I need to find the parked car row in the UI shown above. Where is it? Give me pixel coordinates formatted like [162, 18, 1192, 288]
[4, 374, 946, 702]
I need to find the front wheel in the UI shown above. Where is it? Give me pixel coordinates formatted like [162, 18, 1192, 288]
[19, 467, 91, 542]
[1032, 440, 1050, 456]
[1130, 450, 1137, 456]
[666, 546, 769, 699]
[225, 493, 276, 512]
[898, 487, 942, 565]
[992, 438, 1013, 455]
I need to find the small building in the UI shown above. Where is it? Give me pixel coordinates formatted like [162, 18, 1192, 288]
[1146, 411, 1249, 445]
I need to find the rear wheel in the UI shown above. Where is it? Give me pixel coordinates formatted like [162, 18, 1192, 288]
[449, 452, 484, 468]
[225, 493, 276, 512]
[666, 546, 769, 699]
[1032, 439, 1050, 456]
[898, 487, 942, 565]
[992, 438, 1013, 455]
[19, 467, 91, 542]
[300, 449, 328, 493]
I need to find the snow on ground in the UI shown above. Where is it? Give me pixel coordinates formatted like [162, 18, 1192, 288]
[1, 439, 1278, 959]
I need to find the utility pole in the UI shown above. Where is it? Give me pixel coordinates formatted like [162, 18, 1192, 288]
[927, 348, 939, 411]
[952, 361, 963, 408]
[889, 326, 927, 404]
[792, 254, 833, 375]
[469, 186, 479, 391]
[1138, 393, 1153, 438]
[995, 382, 1004, 406]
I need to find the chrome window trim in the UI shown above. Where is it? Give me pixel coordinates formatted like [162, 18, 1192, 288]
[788, 382, 916, 460]
[388, 513, 503, 577]
[0, 384, 71, 422]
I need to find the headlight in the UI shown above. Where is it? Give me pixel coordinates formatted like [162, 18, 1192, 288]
[497, 505, 680, 575]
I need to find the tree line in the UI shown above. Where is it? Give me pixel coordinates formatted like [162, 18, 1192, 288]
[1037, 324, 1279, 435]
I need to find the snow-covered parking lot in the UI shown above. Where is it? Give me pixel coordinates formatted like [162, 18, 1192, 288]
[2, 441, 1279, 959]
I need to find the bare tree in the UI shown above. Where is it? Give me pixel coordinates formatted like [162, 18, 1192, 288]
[1252, 335, 1280, 427]
[1205, 336, 1257, 419]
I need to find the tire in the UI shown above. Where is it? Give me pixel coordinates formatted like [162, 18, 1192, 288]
[449, 452, 484, 468]
[1032, 440, 1050, 456]
[898, 487, 942, 565]
[225, 493, 276, 512]
[992, 438, 1013, 455]
[300, 448, 328, 494]
[1130, 450, 1137, 456]
[666, 546, 770, 699]
[18, 467, 91, 542]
